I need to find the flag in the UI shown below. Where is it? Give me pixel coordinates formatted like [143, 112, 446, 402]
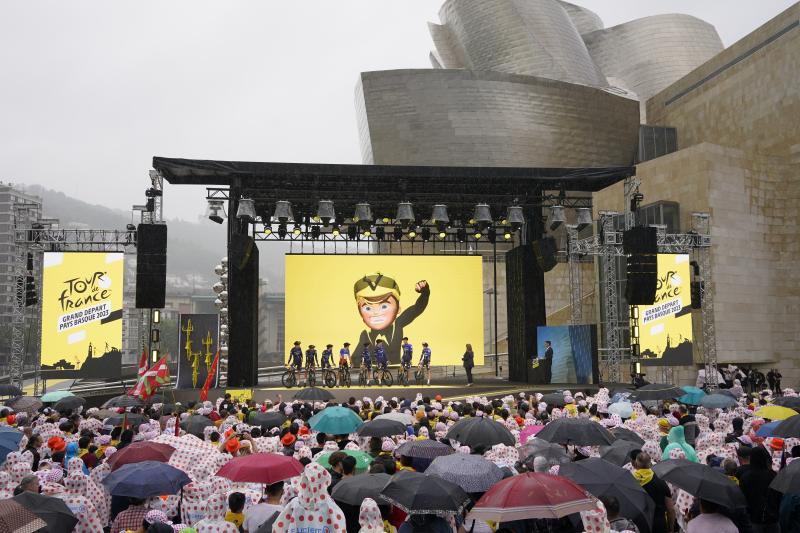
[128, 356, 171, 401]
[200, 349, 220, 402]
[136, 347, 148, 379]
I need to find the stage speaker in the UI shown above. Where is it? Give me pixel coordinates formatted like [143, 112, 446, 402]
[623, 226, 658, 255]
[625, 254, 657, 305]
[532, 237, 558, 272]
[135, 224, 167, 309]
[227, 233, 259, 387]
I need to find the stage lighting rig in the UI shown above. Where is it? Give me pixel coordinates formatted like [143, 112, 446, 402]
[575, 208, 592, 231]
[507, 205, 524, 231]
[393, 227, 403, 241]
[487, 228, 497, 243]
[347, 225, 358, 240]
[310, 225, 321, 240]
[236, 197, 256, 220]
[316, 200, 335, 225]
[396, 202, 414, 225]
[407, 227, 417, 239]
[421, 227, 431, 241]
[264, 225, 273, 236]
[278, 224, 288, 240]
[438, 229, 447, 239]
[503, 229, 513, 240]
[457, 228, 466, 242]
[205, 199, 226, 224]
[473, 203, 493, 228]
[274, 200, 294, 224]
[549, 205, 565, 231]
[376, 226, 385, 241]
[292, 225, 302, 237]
[331, 225, 341, 237]
[354, 203, 372, 229]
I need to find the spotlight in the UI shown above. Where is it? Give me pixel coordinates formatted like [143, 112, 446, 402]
[331, 225, 341, 237]
[292, 225, 302, 237]
[575, 208, 592, 231]
[311, 226, 321, 240]
[474, 231, 482, 240]
[273, 200, 294, 223]
[473, 204, 493, 227]
[354, 203, 373, 228]
[205, 200, 226, 224]
[381, 217, 391, 224]
[503, 230, 513, 240]
[431, 204, 449, 226]
[126, 223, 136, 232]
[264, 225, 273, 236]
[362, 228, 372, 238]
[236, 197, 256, 220]
[396, 202, 414, 224]
[507, 205, 524, 230]
[393, 227, 403, 241]
[487, 228, 496, 243]
[408, 228, 417, 239]
[278, 224, 287, 240]
[438, 230, 447, 239]
[376, 226, 386, 240]
[151, 349, 159, 361]
[152, 309, 160, 323]
[421, 227, 431, 241]
[316, 200, 335, 225]
[457, 228, 466, 242]
[145, 187, 163, 198]
[549, 205, 565, 231]
[347, 225, 358, 240]
[151, 329, 160, 343]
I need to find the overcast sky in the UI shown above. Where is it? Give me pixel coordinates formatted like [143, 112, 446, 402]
[0, 1, 794, 222]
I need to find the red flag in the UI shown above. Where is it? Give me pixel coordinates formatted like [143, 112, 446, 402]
[128, 347, 149, 397]
[128, 356, 170, 401]
[200, 349, 220, 402]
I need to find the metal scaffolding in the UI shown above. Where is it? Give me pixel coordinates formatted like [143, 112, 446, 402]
[692, 212, 718, 391]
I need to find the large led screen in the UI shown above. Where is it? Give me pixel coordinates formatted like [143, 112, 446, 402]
[285, 255, 484, 367]
[535, 325, 598, 384]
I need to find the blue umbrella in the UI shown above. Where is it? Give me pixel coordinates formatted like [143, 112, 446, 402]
[308, 406, 363, 435]
[757, 420, 782, 438]
[677, 386, 706, 406]
[40, 390, 74, 403]
[700, 394, 737, 409]
[608, 401, 633, 419]
[0, 427, 23, 463]
[102, 460, 191, 498]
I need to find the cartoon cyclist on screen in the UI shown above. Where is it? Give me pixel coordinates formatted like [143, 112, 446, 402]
[351, 272, 430, 366]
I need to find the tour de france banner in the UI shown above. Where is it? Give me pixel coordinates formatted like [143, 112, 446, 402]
[285, 255, 484, 367]
[635, 253, 694, 366]
[177, 313, 220, 389]
[40, 252, 124, 378]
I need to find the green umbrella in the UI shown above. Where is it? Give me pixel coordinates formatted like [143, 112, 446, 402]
[308, 406, 363, 435]
[315, 450, 373, 473]
[677, 386, 706, 406]
[41, 390, 75, 403]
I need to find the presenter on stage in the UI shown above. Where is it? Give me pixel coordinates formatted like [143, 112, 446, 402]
[542, 340, 554, 384]
[352, 273, 430, 366]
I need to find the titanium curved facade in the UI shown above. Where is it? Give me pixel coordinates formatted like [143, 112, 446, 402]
[557, 1, 603, 35]
[356, 69, 639, 168]
[435, 0, 607, 87]
[583, 14, 724, 102]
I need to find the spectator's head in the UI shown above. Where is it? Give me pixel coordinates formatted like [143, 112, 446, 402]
[737, 445, 752, 465]
[209, 431, 220, 443]
[722, 459, 738, 477]
[27, 434, 42, 448]
[266, 481, 284, 502]
[369, 437, 382, 454]
[342, 456, 357, 476]
[316, 433, 327, 446]
[119, 429, 134, 444]
[328, 451, 347, 473]
[16, 474, 39, 494]
[633, 452, 652, 470]
[750, 447, 772, 470]
[228, 492, 246, 514]
[369, 463, 386, 474]
[599, 495, 620, 520]
[78, 436, 91, 450]
[532, 456, 549, 473]
[731, 417, 743, 432]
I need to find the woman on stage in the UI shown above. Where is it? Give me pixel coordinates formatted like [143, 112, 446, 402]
[462, 344, 474, 387]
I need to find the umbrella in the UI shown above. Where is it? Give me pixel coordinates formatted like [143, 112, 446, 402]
[0, 499, 47, 533]
[0, 384, 22, 397]
[180, 415, 215, 437]
[293, 387, 335, 402]
[610, 390, 634, 404]
[357, 418, 407, 438]
[381, 470, 471, 516]
[540, 393, 567, 407]
[774, 396, 800, 409]
[444, 417, 515, 448]
[105, 413, 148, 429]
[770, 459, 800, 493]
[716, 389, 739, 399]
[560, 458, 654, 533]
[535, 418, 616, 446]
[755, 405, 798, 421]
[158, 403, 186, 416]
[395, 439, 455, 460]
[375, 412, 416, 426]
[331, 473, 391, 505]
[315, 450, 373, 474]
[426, 453, 504, 493]
[519, 425, 545, 445]
[0, 427, 23, 463]
[756, 420, 782, 438]
[600, 440, 643, 467]
[608, 401, 633, 419]
[308, 406, 363, 435]
[103, 460, 191, 498]
[610, 427, 646, 446]
[249, 411, 286, 430]
[102, 395, 143, 409]
[519, 438, 570, 468]
[630, 384, 684, 402]
[52, 395, 85, 412]
[94, 408, 116, 420]
[699, 394, 738, 409]
[469, 473, 595, 522]
[5, 396, 42, 415]
[40, 390, 74, 403]
[13, 491, 78, 533]
[677, 386, 706, 406]
[774, 416, 800, 438]
[107, 441, 175, 471]
[652, 459, 746, 509]
[147, 393, 170, 405]
[217, 453, 303, 484]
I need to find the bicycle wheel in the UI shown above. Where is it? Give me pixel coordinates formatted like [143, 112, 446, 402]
[282, 370, 297, 388]
[382, 370, 393, 387]
[307, 369, 316, 387]
[415, 368, 424, 385]
[324, 370, 337, 388]
[358, 369, 366, 387]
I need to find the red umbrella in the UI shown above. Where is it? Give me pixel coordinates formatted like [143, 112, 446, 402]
[468, 472, 595, 522]
[520, 425, 545, 444]
[216, 453, 303, 485]
[107, 442, 175, 471]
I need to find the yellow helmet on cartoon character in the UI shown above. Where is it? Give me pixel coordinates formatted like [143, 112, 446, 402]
[354, 273, 401, 301]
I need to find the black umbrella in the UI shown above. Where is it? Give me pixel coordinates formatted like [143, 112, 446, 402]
[629, 384, 684, 402]
[560, 458, 654, 533]
[5, 396, 42, 415]
[0, 385, 22, 397]
[770, 458, 800, 493]
[331, 473, 391, 505]
[357, 418, 408, 438]
[293, 387, 335, 402]
[180, 415, 215, 437]
[53, 395, 86, 412]
[249, 411, 286, 431]
[159, 404, 186, 416]
[102, 395, 143, 409]
[540, 393, 567, 407]
[445, 417, 515, 448]
[773, 415, 800, 438]
[535, 418, 616, 446]
[147, 393, 170, 405]
[381, 470, 471, 515]
[652, 459, 746, 509]
[105, 413, 148, 429]
[519, 438, 570, 468]
[13, 490, 78, 533]
[395, 439, 454, 460]
[600, 440, 643, 467]
[610, 427, 646, 446]
[774, 397, 800, 410]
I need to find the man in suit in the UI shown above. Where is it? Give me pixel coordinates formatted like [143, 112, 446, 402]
[543, 340, 554, 384]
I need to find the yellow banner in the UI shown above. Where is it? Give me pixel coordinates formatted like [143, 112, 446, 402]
[40, 252, 124, 371]
[226, 388, 253, 403]
[285, 255, 484, 367]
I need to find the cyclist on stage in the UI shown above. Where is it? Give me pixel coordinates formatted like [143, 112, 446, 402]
[360, 342, 373, 386]
[418, 342, 432, 385]
[338, 342, 351, 386]
[321, 344, 334, 369]
[286, 341, 304, 382]
[401, 337, 413, 384]
[374, 339, 388, 385]
[304, 344, 318, 386]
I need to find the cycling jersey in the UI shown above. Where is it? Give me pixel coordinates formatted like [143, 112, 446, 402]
[287, 346, 303, 368]
[339, 347, 351, 367]
[320, 349, 333, 368]
[401, 343, 413, 367]
[420, 347, 431, 367]
[361, 349, 372, 368]
[305, 349, 318, 367]
[375, 345, 388, 370]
